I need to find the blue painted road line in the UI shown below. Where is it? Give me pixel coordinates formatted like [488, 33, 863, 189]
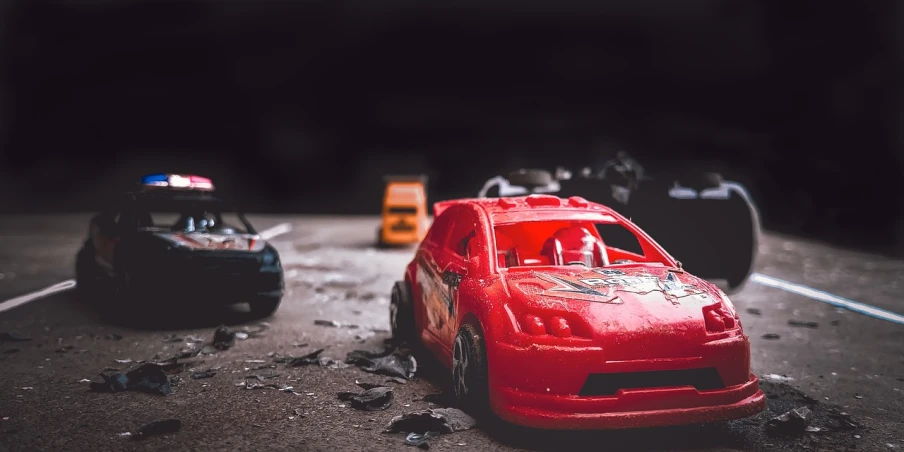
[750, 273, 904, 325]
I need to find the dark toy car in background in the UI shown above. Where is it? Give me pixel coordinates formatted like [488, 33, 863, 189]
[477, 158, 760, 293]
[75, 174, 284, 317]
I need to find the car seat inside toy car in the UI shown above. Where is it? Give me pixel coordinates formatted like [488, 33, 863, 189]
[541, 226, 610, 267]
[494, 233, 522, 268]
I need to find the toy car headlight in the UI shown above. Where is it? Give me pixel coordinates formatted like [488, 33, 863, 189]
[716, 289, 737, 317]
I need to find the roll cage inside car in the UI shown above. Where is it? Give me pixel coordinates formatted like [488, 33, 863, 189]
[429, 202, 679, 280]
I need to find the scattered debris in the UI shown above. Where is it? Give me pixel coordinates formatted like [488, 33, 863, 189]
[346, 347, 417, 380]
[162, 334, 183, 343]
[246, 369, 280, 381]
[314, 320, 360, 329]
[337, 385, 394, 411]
[788, 319, 819, 328]
[55, 345, 75, 353]
[384, 408, 478, 435]
[89, 363, 173, 396]
[0, 331, 32, 342]
[766, 406, 813, 435]
[191, 370, 216, 380]
[762, 333, 781, 340]
[746, 308, 762, 316]
[236, 323, 270, 339]
[212, 325, 236, 350]
[278, 349, 348, 368]
[238, 381, 299, 394]
[154, 348, 203, 373]
[405, 432, 440, 449]
[762, 374, 795, 383]
[169, 375, 183, 386]
[127, 419, 182, 440]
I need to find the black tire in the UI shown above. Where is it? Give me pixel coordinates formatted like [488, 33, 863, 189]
[507, 169, 553, 189]
[452, 323, 491, 419]
[249, 295, 282, 318]
[390, 281, 415, 342]
[724, 197, 761, 293]
[376, 226, 388, 249]
[75, 243, 100, 302]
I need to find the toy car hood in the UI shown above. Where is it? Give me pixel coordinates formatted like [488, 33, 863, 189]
[502, 265, 732, 356]
[152, 231, 268, 252]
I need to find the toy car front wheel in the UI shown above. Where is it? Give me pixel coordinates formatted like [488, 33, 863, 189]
[75, 243, 102, 301]
[390, 281, 415, 341]
[453, 323, 490, 419]
[249, 295, 282, 318]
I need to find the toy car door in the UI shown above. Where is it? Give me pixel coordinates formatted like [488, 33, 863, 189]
[431, 208, 479, 349]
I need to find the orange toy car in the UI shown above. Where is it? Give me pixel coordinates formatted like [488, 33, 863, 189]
[378, 175, 429, 247]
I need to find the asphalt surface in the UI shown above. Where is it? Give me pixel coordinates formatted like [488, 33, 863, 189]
[0, 214, 902, 451]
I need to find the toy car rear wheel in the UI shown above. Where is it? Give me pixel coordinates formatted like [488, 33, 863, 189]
[453, 323, 491, 419]
[249, 295, 282, 319]
[390, 281, 415, 342]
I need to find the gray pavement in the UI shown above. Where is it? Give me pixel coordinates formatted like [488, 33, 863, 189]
[0, 215, 902, 451]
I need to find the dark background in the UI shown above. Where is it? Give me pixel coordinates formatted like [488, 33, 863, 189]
[1, 0, 902, 254]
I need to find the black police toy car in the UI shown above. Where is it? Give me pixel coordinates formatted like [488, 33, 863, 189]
[75, 174, 284, 317]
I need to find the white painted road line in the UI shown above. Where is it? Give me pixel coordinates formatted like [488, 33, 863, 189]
[260, 222, 292, 240]
[0, 222, 294, 314]
[0, 279, 77, 314]
[751, 272, 904, 325]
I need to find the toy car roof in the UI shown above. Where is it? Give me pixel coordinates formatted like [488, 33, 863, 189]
[434, 194, 619, 219]
[383, 174, 428, 184]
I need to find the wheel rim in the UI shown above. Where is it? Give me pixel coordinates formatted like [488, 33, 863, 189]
[452, 335, 469, 401]
[389, 286, 400, 334]
[389, 299, 399, 334]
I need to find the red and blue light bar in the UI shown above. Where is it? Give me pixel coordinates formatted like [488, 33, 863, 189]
[140, 174, 214, 191]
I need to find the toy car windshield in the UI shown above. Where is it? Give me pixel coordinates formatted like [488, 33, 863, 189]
[133, 195, 255, 234]
[492, 218, 663, 269]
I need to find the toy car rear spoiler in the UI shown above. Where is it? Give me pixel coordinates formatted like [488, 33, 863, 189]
[383, 174, 428, 184]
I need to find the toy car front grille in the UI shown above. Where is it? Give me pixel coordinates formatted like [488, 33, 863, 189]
[578, 368, 724, 396]
[390, 222, 415, 232]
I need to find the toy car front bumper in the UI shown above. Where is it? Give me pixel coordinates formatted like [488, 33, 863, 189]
[487, 338, 765, 429]
[131, 266, 284, 303]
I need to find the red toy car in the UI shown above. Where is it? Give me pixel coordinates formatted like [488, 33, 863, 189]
[389, 194, 765, 429]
